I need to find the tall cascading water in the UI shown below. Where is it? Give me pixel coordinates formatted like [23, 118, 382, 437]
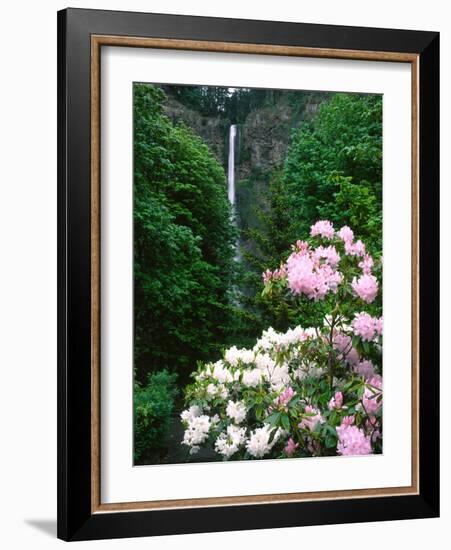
[227, 124, 240, 261]
[227, 124, 237, 205]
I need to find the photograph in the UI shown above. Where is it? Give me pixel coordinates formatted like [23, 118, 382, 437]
[133, 82, 383, 466]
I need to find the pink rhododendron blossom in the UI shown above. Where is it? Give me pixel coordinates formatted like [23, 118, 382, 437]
[294, 240, 310, 253]
[363, 376, 383, 415]
[341, 415, 355, 427]
[345, 239, 366, 257]
[336, 424, 372, 456]
[274, 265, 287, 279]
[354, 240, 366, 255]
[310, 220, 335, 239]
[262, 265, 287, 284]
[277, 386, 296, 408]
[284, 437, 299, 457]
[358, 254, 374, 274]
[262, 269, 273, 284]
[328, 391, 344, 410]
[317, 264, 343, 294]
[299, 405, 324, 431]
[333, 332, 360, 365]
[351, 274, 378, 303]
[354, 360, 376, 381]
[286, 253, 316, 296]
[286, 250, 343, 300]
[369, 374, 382, 388]
[344, 240, 354, 255]
[337, 225, 354, 243]
[313, 245, 341, 268]
[352, 312, 379, 341]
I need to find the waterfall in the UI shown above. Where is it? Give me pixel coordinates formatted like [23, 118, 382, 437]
[227, 124, 237, 205]
[227, 124, 240, 263]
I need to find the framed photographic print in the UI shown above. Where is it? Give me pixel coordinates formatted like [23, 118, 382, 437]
[57, 8, 439, 541]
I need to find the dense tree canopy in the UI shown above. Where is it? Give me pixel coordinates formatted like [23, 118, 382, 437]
[162, 85, 329, 125]
[282, 93, 382, 253]
[134, 84, 236, 383]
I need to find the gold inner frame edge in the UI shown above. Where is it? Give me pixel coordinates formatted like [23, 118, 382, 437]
[90, 35, 420, 514]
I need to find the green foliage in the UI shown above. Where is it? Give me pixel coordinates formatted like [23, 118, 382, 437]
[134, 83, 236, 383]
[317, 174, 382, 254]
[240, 170, 295, 332]
[134, 370, 178, 463]
[162, 85, 231, 118]
[282, 93, 382, 250]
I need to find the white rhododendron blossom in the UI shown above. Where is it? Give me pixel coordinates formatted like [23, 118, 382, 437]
[226, 400, 247, 424]
[242, 368, 262, 387]
[224, 346, 254, 366]
[181, 414, 212, 454]
[254, 326, 310, 352]
[206, 383, 228, 399]
[210, 360, 234, 383]
[246, 425, 284, 458]
[265, 363, 291, 390]
[215, 425, 246, 458]
[254, 353, 276, 372]
[180, 405, 201, 423]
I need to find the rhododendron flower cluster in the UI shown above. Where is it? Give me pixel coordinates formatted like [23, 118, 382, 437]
[277, 386, 296, 408]
[262, 220, 380, 306]
[286, 247, 343, 300]
[215, 425, 246, 458]
[354, 359, 376, 381]
[352, 312, 383, 342]
[298, 405, 324, 431]
[359, 254, 374, 274]
[246, 425, 285, 458]
[226, 400, 247, 424]
[181, 222, 382, 460]
[351, 274, 379, 303]
[310, 220, 335, 239]
[336, 423, 372, 456]
[328, 391, 343, 411]
[362, 376, 383, 415]
[284, 437, 299, 457]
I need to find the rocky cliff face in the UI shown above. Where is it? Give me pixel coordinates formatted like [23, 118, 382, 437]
[237, 96, 323, 179]
[162, 96, 227, 166]
[163, 93, 325, 175]
[236, 102, 292, 180]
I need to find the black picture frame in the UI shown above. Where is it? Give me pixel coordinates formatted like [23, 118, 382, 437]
[57, 7, 439, 541]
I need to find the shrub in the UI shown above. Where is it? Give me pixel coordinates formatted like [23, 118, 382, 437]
[134, 370, 179, 463]
[181, 221, 382, 460]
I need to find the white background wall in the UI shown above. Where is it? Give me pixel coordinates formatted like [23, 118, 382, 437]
[0, 0, 448, 547]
